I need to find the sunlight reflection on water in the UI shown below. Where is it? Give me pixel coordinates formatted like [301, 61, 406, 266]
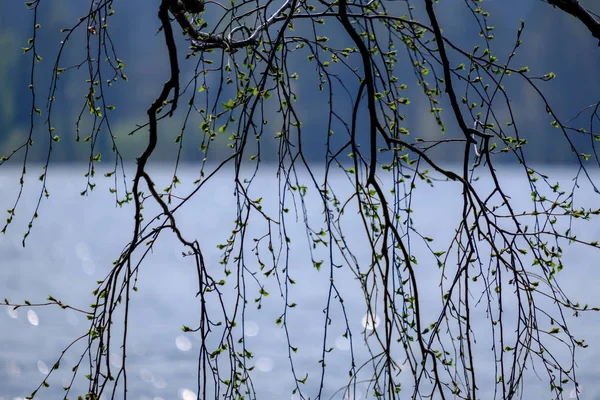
[27, 309, 39, 326]
[2, 167, 600, 400]
[37, 359, 49, 375]
[177, 388, 196, 400]
[244, 320, 259, 337]
[175, 335, 192, 351]
[153, 375, 167, 389]
[81, 256, 96, 275]
[256, 356, 273, 372]
[360, 313, 379, 330]
[6, 306, 17, 319]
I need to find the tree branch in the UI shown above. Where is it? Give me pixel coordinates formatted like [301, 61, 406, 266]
[169, 0, 296, 51]
[547, 0, 600, 45]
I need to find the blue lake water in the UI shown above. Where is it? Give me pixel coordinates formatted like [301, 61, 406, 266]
[1, 165, 599, 400]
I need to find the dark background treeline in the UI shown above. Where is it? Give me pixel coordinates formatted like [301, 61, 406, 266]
[0, 0, 598, 165]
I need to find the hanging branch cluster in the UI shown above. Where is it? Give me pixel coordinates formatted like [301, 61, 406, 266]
[2, 0, 600, 399]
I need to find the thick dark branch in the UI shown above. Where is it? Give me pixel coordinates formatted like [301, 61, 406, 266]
[338, 0, 379, 184]
[137, 1, 180, 169]
[548, 0, 600, 45]
[169, 0, 295, 51]
[424, 0, 478, 144]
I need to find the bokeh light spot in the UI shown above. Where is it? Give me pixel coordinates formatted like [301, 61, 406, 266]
[244, 320, 259, 337]
[81, 257, 96, 275]
[178, 388, 196, 400]
[37, 360, 49, 375]
[153, 375, 167, 389]
[6, 307, 18, 319]
[361, 313, 380, 330]
[27, 309, 39, 326]
[175, 335, 192, 351]
[256, 356, 273, 372]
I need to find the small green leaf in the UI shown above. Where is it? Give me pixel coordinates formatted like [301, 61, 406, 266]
[222, 99, 235, 110]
